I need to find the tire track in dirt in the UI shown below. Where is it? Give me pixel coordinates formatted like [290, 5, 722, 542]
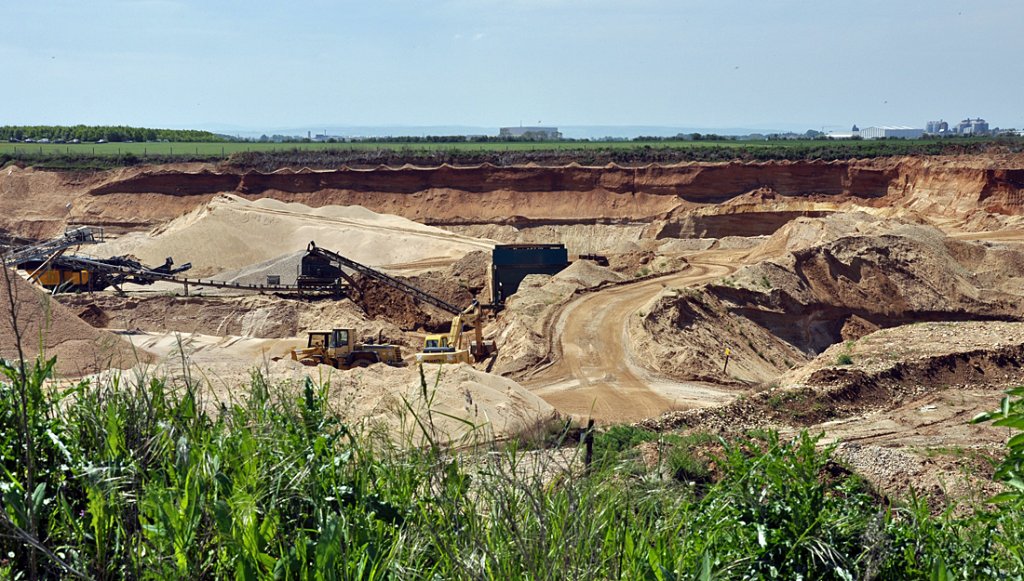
[524, 250, 746, 423]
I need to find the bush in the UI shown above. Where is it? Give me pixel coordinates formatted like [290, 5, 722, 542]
[1, 354, 1023, 578]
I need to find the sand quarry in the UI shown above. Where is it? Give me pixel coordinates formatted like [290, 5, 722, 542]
[3, 155, 1024, 498]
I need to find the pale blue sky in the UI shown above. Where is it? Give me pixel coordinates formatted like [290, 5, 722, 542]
[4, 0, 1022, 133]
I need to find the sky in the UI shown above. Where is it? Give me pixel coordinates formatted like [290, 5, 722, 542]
[3, 0, 1023, 134]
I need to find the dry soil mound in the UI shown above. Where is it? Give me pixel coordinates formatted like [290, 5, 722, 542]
[633, 214, 1024, 385]
[748, 212, 935, 261]
[0, 270, 152, 376]
[552, 259, 625, 287]
[94, 194, 494, 277]
[643, 321, 1024, 433]
[293, 362, 558, 443]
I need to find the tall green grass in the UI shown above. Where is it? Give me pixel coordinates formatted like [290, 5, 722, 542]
[1, 354, 1023, 579]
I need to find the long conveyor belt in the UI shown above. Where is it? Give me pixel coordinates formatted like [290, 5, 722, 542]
[304, 242, 463, 315]
[57, 255, 343, 294]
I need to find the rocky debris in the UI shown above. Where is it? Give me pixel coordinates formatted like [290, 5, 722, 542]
[839, 314, 879, 342]
[640, 321, 1024, 433]
[353, 272, 475, 332]
[831, 443, 1003, 513]
[76, 303, 109, 328]
[448, 250, 490, 296]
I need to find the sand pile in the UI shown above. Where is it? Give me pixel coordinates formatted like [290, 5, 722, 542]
[108, 330, 557, 442]
[217, 251, 306, 286]
[0, 270, 152, 376]
[95, 194, 494, 277]
[552, 259, 625, 288]
[631, 287, 810, 385]
[748, 212, 935, 261]
[657, 239, 716, 253]
[287, 361, 558, 443]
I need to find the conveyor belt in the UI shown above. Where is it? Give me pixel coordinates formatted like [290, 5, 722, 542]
[58, 255, 342, 293]
[2, 226, 103, 266]
[305, 242, 463, 315]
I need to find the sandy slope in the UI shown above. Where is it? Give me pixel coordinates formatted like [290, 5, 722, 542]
[0, 269, 152, 376]
[93, 194, 494, 277]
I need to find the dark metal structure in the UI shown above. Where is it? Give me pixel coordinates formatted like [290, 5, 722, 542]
[490, 244, 570, 306]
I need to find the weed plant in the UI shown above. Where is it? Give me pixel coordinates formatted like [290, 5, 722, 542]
[1, 354, 1023, 579]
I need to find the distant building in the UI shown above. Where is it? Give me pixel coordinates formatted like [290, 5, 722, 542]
[954, 117, 989, 135]
[499, 126, 562, 140]
[856, 126, 924, 139]
[925, 120, 949, 134]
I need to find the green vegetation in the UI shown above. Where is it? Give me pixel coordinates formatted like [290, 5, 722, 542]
[836, 353, 854, 366]
[2, 135, 1022, 171]
[973, 386, 1024, 506]
[2, 347, 1024, 578]
[0, 125, 226, 144]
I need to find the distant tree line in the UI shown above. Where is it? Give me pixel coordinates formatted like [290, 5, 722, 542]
[0, 125, 228, 143]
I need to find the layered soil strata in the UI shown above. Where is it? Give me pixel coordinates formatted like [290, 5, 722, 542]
[3, 155, 1023, 240]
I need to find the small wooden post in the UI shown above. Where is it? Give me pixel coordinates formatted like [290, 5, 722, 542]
[722, 347, 731, 374]
[584, 418, 595, 472]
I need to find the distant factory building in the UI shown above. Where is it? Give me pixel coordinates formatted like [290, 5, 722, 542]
[499, 126, 562, 140]
[955, 118, 989, 135]
[925, 120, 949, 134]
[856, 126, 924, 139]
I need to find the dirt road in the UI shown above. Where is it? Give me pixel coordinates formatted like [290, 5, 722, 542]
[525, 250, 746, 423]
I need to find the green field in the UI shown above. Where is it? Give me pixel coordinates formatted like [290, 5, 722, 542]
[0, 139, 801, 157]
[0, 137, 1002, 157]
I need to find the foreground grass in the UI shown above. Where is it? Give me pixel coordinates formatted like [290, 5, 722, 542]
[1, 356, 1023, 579]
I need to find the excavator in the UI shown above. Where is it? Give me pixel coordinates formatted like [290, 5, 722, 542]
[416, 300, 496, 364]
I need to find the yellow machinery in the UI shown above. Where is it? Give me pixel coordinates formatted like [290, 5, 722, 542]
[416, 301, 496, 364]
[290, 243, 500, 368]
[288, 328, 404, 369]
[31, 266, 92, 289]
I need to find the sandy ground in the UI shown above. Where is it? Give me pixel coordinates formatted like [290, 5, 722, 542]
[523, 249, 748, 423]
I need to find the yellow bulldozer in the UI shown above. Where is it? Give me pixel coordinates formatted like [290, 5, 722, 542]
[287, 328, 404, 369]
[416, 301, 497, 365]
